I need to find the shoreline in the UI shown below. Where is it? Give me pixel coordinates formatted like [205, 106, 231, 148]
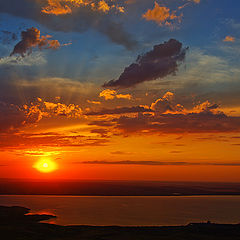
[1, 206, 240, 240]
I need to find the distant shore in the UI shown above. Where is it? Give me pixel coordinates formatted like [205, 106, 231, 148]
[1, 180, 240, 196]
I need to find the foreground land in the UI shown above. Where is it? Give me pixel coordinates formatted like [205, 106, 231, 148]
[1, 206, 240, 240]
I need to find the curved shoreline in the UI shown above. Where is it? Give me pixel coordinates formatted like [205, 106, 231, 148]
[1, 206, 240, 240]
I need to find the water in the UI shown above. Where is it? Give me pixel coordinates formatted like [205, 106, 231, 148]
[0, 195, 240, 226]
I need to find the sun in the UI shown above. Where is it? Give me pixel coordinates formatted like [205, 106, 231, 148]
[33, 158, 58, 173]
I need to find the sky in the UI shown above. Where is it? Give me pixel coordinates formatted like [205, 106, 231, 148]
[0, 0, 240, 182]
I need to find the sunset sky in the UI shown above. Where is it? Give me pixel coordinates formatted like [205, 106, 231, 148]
[0, 0, 240, 181]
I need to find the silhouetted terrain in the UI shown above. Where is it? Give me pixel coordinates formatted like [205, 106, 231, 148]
[1, 206, 240, 240]
[1, 179, 240, 196]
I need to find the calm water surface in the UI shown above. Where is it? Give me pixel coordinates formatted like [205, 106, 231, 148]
[0, 195, 240, 226]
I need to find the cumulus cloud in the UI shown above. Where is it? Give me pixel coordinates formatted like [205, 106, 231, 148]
[23, 97, 83, 124]
[10, 27, 60, 57]
[103, 39, 187, 88]
[115, 110, 240, 134]
[142, 2, 182, 27]
[99, 89, 132, 100]
[90, 92, 240, 134]
[150, 91, 184, 114]
[0, 0, 137, 50]
[41, 0, 125, 15]
[193, 101, 220, 114]
[0, 97, 84, 132]
[223, 36, 235, 42]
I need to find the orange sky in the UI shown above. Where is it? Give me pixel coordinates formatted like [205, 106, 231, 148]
[1, 0, 240, 182]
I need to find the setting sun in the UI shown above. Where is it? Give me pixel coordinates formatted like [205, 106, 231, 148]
[33, 158, 58, 173]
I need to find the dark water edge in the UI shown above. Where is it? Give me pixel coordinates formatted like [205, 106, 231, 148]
[1, 180, 240, 195]
[1, 206, 240, 240]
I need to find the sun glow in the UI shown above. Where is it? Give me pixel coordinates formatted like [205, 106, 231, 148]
[33, 158, 58, 173]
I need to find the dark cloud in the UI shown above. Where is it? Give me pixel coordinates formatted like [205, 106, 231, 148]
[81, 160, 240, 166]
[0, 98, 84, 133]
[86, 92, 240, 135]
[0, 101, 26, 132]
[0, 0, 137, 50]
[110, 151, 131, 155]
[89, 98, 240, 134]
[91, 128, 110, 138]
[89, 120, 114, 127]
[115, 111, 240, 134]
[103, 39, 187, 88]
[10, 27, 60, 57]
[86, 106, 153, 115]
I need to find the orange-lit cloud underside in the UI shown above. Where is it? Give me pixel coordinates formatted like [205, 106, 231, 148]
[41, 0, 124, 15]
[1, 87, 240, 181]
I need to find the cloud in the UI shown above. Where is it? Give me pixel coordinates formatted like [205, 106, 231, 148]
[0, 102, 26, 132]
[10, 27, 60, 57]
[0, 0, 136, 50]
[190, 0, 200, 3]
[0, 52, 47, 66]
[193, 101, 220, 114]
[0, 132, 109, 149]
[142, 2, 182, 27]
[91, 128, 109, 137]
[23, 97, 83, 123]
[86, 105, 153, 115]
[99, 89, 117, 100]
[103, 39, 187, 88]
[87, 100, 101, 105]
[81, 160, 240, 166]
[90, 92, 240, 134]
[41, 0, 125, 15]
[99, 89, 132, 100]
[115, 110, 240, 135]
[89, 120, 114, 127]
[0, 97, 84, 132]
[223, 36, 235, 42]
[150, 91, 184, 114]
[110, 151, 132, 155]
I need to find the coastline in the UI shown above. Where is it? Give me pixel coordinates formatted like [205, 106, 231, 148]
[1, 206, 240, 240]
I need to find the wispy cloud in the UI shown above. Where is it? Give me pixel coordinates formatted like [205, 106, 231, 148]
[81, 160, 240, 166]
[86, 106, 153, 115]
